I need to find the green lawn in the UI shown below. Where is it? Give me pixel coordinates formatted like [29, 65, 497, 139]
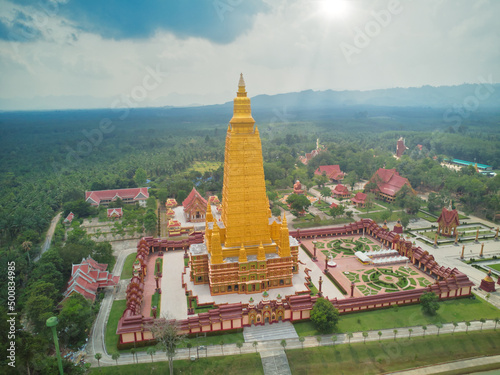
[489, 263, 500, 272]
[121, 253, 137, 280]
[287, 331, 500, 375]
[90, 352, 263, 374]
[180, 331, 245, 349]
[294, 295, 500, 336]
[358, 211, 405, 223]
[106, 300, 127, 353]
[417, 211, 438, 222]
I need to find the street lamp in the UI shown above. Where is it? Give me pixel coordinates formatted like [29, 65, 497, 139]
[46, 316, 64, 375]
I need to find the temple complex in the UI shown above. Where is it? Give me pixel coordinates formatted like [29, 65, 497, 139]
[189, 75, 299, 295]
[366, 168, 414, 203]
[314, 165, 344, 182]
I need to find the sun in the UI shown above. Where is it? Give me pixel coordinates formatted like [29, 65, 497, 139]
[319, 0, 351, 19]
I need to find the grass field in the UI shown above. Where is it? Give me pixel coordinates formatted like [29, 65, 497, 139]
[287, 331, 500, 375]
[89, 352, 263, 374]
[294, 295, 500, 336]
[190, 161, 222, 173]
[121, 253, 137, 280]
[106, 300, 127, 353]
[358, 211, 405, 223]
[489, 263, 500, 272]
[417, 211, 438, 222]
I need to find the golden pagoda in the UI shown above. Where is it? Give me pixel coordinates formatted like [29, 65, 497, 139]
[189, 74, 299, 295]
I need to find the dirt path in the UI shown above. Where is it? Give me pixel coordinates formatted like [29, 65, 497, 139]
[35, 211, 62, 262]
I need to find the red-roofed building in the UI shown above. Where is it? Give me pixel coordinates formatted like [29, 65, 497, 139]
[396, 137, 408, 158]
[351, 192, 367, 208]
[208, 195, 220, 205]
[64, 212, 75, 224]
[107, 208, 123, 219]
[314, 165, 344, 182]
[165, 198, 177, 208]
[183, 188, 208, 222]
[330, 202, 338, 209]
[367, 168, 414, 203]
[62, 256, 119, 303]
[331, 184, 350, 199]
[437, 207, 460, 237]
[85, 187, 149, 207]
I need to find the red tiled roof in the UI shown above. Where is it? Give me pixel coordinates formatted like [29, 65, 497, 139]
[437, 208, 459, 227]
[64, 212, 75, 223]
[352, 192, 367, 204]
[370, 168, 412, 197]
[314, 165, 344, 180]
[182, 187, 207, 209]
[85, 187, 149, 205]
[330, 202, 338, 208]
[107, 208, 123, 218]
[332, 184, 349, 195]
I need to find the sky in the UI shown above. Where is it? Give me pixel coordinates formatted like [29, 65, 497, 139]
[0, 0, 499, 110]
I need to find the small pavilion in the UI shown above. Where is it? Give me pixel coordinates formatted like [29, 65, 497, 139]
[332, 184, 350, 199]
[351, 192, 367, 208]
[437, 207, 459, 237]
[182, 188, 208, 223]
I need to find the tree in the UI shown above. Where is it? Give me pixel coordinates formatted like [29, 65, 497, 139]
[310, 297, 340, 333]
[400, 214, 410, 231]
[219, 339, 225, 355]
[435, 322, 443, 336]
[378, 331, 382, 342]
[393, 329, 398, 341]
[286, 193, 311, 214]
[147, 315, 186, 375]
[320, 187, 332, 202]
[344, 171, 358, 191]
[186, 343, 192, 358]
[236, 341, 243, 354]
[420, 292, 440, 316]
[408, 328, 413, 339]
[452, 321, 458, 334]
[362, 332, 368, 344]
[58, 294, 94, 349]
[280, 339, 287, 350]
[299, 336, 305, 349]
[94, 353, 102, 369]
[25, 293, 54, 332]
[479, 318, 486, 331]
[347, 332, 353, 344]
[130, 348, 137, 364]
[316, 336, 322, 347]
[465, 321, 471, 333]
[147, 347, 156, 363]
[252, 341, 258, 353]
[331, 335, 337, 346]
[111, 352, 120, 365]
[422, 325, 427, 338]
[494, 317, 499, 330]
[134, 168, 147, 186]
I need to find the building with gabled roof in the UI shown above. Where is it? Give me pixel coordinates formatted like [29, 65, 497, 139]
[85, 187, 149, 207]
[331, 184, 350, 198]
[165, 198, 178, 208]
[64, 212, 75, 224]
[437, 207, 460, 237]
[367, 168, 414, 203]
[182, 187, 208, 222]
[351, 192, 367, 208]
[107, 208, 123, 219]
[62, 256, 119, 303]
[396, 137, 408, 158]
[314, 165, 344, 182]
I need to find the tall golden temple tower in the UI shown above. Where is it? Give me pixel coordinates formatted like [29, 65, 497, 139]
[189, 74, 299, 295]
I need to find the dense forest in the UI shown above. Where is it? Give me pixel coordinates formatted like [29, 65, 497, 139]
[0, 101, 499, 373]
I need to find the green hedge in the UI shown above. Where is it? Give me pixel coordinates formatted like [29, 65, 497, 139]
[324, 271, 348, 295]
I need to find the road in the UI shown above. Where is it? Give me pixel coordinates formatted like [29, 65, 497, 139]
[34, 211, 62, 262]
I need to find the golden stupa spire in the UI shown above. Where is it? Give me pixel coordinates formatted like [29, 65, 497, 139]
[205, 201, 214, 223]
[279, 214, 291, 257]
[238, 243, 247, 263]
[211, 224, 223, 264]
[257, 242, 266, 261]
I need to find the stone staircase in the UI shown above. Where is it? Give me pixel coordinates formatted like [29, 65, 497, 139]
[243, 321, 298, 342]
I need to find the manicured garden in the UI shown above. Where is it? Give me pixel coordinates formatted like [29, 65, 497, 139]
[121, 253, 137, 280]
[106, 300, 127, 353]
[287, 331, 500, 375]
[489, 263, 500, 272]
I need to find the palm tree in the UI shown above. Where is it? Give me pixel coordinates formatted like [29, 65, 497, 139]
[111, 352, 120, 365]
[299, 337, 305, 349]
[316, 336, 322, 347]
[147, 347, 156, 362]
[253, 341, 258, 353]
[362, 332, 368, 344]
[422, 325, 427, 338]
[435, 322, 443, 336]
[280, 339, 287, 350]
[408, 329, 413, 339]
[494, 317, 499, 330]
[378, 331, 382, 342]
[219, 339, 225, 355]
[236, 342, 243, 354]
[186, 343, 192, 358]
[452, 321, 458, 334]
[479, 318, 486, 331]
[465, 321, 471, 333]
[95, 353, 102, 369]
[393, 329, 398, 341]
[331, 335, 337, 346]
[130, 348, 137, 364]
[347, 332, 353, 344]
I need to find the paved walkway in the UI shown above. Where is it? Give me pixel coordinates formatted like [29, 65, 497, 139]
[260, 349, 292, 375]
[161, 251, 188, 320]
[244, 321, 298, 342]
[388, 355, 500, 374]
